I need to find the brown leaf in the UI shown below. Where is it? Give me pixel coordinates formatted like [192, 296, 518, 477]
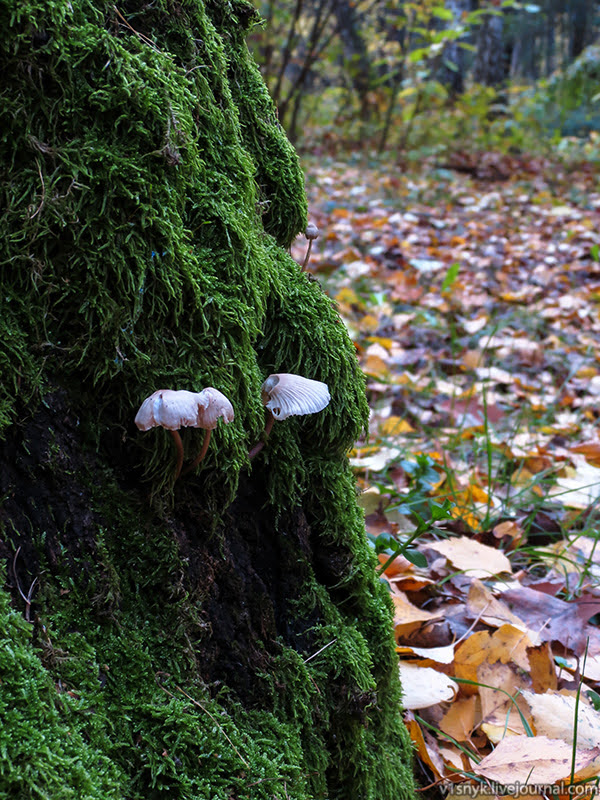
[499, 586, 600, 654]
[527, 642, 558, 693]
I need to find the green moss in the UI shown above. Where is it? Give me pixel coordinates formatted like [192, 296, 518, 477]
[0, 0, 415, 797]
[0, 582, 124, 799]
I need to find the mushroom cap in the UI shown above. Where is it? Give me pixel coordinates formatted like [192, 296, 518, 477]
[135, 388, 234, 431]
[196, 387, 235, 430]
[305, 222, 319, 240]
[260, 374, 330, 421]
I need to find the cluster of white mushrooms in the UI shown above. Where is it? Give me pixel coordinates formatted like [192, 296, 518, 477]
[135, 374, 331, 481]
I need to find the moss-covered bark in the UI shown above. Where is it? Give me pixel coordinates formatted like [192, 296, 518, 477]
[0, 1, 416, 798]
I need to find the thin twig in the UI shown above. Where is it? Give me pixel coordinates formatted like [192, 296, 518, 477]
[175, 686, 250, 768]
[156, 676, 250, 768]
[30, 159, 45, 220]
[303, 638, 336, 664]
[12, 546, 38, 622]
[113, 6, 165, 54]
[157, 682, 249, 768]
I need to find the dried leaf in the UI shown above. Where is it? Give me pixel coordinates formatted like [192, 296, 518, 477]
[398, 663, 458, 709]
[428, 538, 512, 579]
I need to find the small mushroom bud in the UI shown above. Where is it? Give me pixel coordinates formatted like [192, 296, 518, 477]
[302, 222, 320, 270]
[249, 373, 330, 459]
[135, 388, 234, 481]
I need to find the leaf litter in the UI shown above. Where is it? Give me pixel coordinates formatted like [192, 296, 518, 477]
[296, 155, 600, 795]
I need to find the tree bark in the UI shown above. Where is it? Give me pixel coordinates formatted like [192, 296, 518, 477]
[333, 0, 375, 119]
[435, 0, 474, 96]
[0, 1, 416, 798]
[473, 2, 507, 87]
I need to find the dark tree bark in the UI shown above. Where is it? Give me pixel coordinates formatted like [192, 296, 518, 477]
[473, 4, 507, 87]
[0, 1, 416, 798]
[434, 0, 474, 96]
[333, 0, 375, 118]
[545, 0, 557, 76]
[569, 0, 594, 59]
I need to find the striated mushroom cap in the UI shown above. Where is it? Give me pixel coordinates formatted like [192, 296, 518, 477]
[196, 387, 235, 430]
[260, 374, 330, 421]
[135, 388, 234, 431]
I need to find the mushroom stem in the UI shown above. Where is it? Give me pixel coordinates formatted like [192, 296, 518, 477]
[169, 430, 185, 481]
[301, 239, 313, 270]
[248, 410, 274, 459]
[180, 429, 212, 477]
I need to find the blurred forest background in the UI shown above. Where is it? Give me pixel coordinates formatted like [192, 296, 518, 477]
[245, 0, 600, 784]
[247, 0, 600, 160]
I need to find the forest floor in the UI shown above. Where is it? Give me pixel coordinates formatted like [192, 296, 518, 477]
[292, 151, 600, 796]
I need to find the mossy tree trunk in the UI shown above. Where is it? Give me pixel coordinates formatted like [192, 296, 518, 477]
[0, 1, 416, 798]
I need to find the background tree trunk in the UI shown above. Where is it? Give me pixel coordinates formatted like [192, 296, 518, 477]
[333, 0, 375, 119]
[435, 0, 474, 96]
[0, 0, 416, 798]
[473, 3, 507, 87]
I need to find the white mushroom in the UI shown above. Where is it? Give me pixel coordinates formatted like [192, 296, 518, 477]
[135, 388, 234, 480]
[249, 373, 330, 459]
[302, 222, 320, 270]
[181, 388, 234, 475]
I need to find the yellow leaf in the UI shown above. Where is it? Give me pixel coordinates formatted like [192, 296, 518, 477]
[380, 416, 415, 435]
[366, 335, 395, 350]
[477, 662, 531, 731]
[466, 581, 529, 630]
[454, 631, 491, 691]
[360, 313, 380, 333]
[357, 486, 383, 515]
[404, 711, 446, 780]
[470, 484, 489, 504]
[392, 591, 443, 636]
[362, 353, 389, 379]
[450, 504, 481, 530]
[576, 366, 599, 379]
[439, 696, 480, 742]
[462, 349, 484, 370]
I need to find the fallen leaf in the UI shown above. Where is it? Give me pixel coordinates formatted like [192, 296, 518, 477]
[499, 586, 600, 653]
[439, 696, 480, 743]
[398, 663, 458, 709]
[428, 538, 512, 579]
[521, 690, 600, 748]
[466, 581, 529, 631]
[393, 591, 444, 639]
[404, 711, 446, 779]
[473, 735, 600, 785]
